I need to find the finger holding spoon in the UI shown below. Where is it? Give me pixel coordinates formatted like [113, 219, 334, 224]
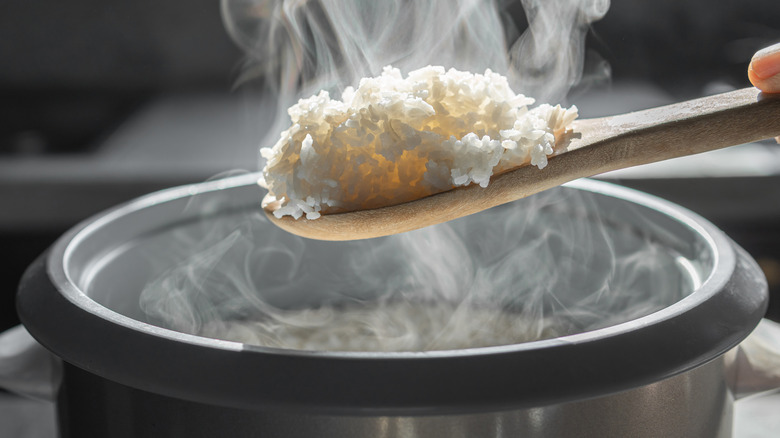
[748, 42, 780, 93]
[748, 41, 780, 143]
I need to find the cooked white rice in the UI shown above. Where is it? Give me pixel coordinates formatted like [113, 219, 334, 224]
[259, 66, 578, 220]
[201, 301, 560, 352]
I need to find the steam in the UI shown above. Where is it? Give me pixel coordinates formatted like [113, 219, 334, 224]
[222, 0, 510, 93]
[136, 0, 629, 351]
[509, 0, 610, 102]
[138, 185, 695, 351]
[221, 0, 609, 156]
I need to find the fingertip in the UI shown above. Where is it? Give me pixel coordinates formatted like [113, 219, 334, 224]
[749, 75, 780, 94]
[750, 43, 780, 80]
[748, 52, 780, 94]
[747, 62, 761, 88]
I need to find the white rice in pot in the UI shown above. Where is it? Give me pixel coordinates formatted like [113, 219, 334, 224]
[201, 301, 562, 352]
[259, 66, 578, 219]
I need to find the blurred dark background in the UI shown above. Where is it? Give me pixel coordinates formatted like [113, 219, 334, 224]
[1, 0, 780, 333]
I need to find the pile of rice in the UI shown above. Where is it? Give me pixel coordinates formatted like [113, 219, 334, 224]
[260, 66, 578, 220]
[200, 301, 561, 352]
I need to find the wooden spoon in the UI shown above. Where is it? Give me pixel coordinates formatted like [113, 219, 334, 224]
[264, 87, 780, 241]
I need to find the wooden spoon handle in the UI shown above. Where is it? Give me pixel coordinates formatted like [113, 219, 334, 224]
[441, 87, 780, 218]
[566, 87, 780, 175]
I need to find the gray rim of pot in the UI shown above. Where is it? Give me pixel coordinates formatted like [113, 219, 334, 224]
[17, 175, 768, 416]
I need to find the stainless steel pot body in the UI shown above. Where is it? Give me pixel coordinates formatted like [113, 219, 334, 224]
[17, 176, 767, 437]
[55, 357, 732, 438]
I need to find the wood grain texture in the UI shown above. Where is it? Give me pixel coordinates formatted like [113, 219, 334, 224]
[265, 87, 780, 241]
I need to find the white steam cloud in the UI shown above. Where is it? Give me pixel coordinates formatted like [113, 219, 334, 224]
[221, 0, 610, 156]
[135, 0, 631, 351]
[509, 0, 610, 102]
[138, 185, 696, 351]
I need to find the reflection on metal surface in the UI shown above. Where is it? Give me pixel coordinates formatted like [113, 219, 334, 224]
[53, 359, 732, 438]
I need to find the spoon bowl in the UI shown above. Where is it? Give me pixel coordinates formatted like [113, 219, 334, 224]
[264, 87, 780, 241]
